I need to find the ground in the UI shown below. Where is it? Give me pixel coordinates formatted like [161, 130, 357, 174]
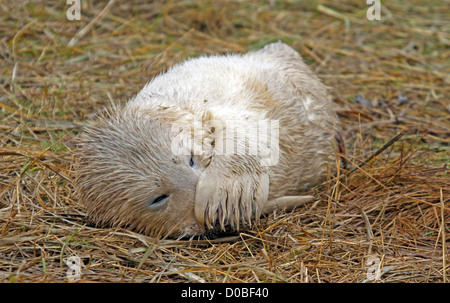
[0, 0, 448, 282]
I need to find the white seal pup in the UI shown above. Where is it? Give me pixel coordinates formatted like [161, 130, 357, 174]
[75, 42, 342, 238]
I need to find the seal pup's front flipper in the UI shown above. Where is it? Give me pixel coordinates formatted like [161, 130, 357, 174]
[194, 154, 270, 231]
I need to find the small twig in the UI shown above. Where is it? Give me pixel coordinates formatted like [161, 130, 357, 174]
[317, 4, 366, 25]
[359, 207, 375, 241]
[130, 243, 157, 282]
[11, 19, 39, 62]
[68, 0, 116, 47]
[347, 131, 406, 176]
[319, 131, 406, 190]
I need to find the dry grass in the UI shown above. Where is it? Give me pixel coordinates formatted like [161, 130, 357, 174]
[0, 0, 449, 283]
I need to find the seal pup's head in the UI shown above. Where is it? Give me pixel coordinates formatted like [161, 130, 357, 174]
[75, 106, 272, 238]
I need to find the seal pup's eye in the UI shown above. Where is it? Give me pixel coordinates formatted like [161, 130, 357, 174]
[189, 157, 194, 167]
[147, 194, 169, 210]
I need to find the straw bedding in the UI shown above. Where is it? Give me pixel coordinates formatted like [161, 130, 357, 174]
[0, 0, 448, 282]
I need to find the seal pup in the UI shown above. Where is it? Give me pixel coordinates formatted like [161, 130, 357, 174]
[75, 42, 342, 238]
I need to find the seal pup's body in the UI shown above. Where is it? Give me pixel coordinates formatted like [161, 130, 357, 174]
[75, 42, 341, 237]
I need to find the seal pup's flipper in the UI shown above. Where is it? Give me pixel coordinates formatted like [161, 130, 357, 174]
[261, 195, 315, 215]
[194, 155, 270, 231]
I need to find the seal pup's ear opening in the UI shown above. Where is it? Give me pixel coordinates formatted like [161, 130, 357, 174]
[194, 155, 269, 231]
